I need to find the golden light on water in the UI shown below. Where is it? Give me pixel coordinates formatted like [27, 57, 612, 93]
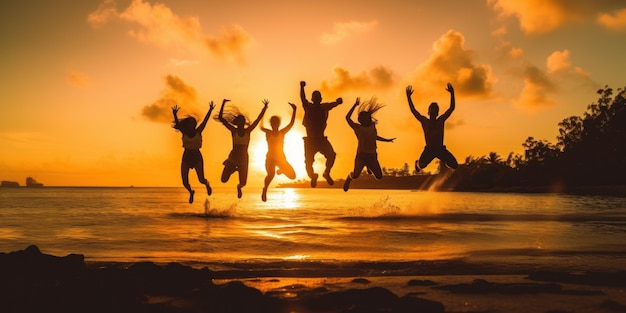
[274, 188, 301, 209]
[285, 254, 310, 260]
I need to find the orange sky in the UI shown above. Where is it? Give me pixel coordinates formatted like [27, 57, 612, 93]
[1, 0, 625, 187]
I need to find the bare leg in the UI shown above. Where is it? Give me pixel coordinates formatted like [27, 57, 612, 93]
[237, 160, 248, 199]
[194, 161, 212, 196]
[263, 160, 276, 202]
[418, 149, 436, 170]
[181, 162, 194, 203]
[368, 160, 383, 179]
[440, 149, 459, 169]
[278, 161, 296, 180]
[221, 162, 237, 183]
[344, 156, 365, 192]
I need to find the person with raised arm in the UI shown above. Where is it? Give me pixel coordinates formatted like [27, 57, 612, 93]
[217, 99, 268, 198]
[343, 97, 395, 192]
[260, 103, 297, 201]
[406, 83, 458, 172]
[172, 102, 215, 203]
[300, 80, 343, 187]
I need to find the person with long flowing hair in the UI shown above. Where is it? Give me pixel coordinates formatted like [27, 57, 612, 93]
[343, 97, 395, 192]
[171, 102, 215, 203]
[217, 99, 268, 198]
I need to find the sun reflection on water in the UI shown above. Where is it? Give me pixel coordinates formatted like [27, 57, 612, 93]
[274, 188, 301, 209]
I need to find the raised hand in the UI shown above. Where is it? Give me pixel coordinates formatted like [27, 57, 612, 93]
[262, 99, 269, 107]
[300, 81, 306, 87]
[172, 105, 180, 114]
[354, 97, 361, 107]
[446, 83, 454, 93]
[289, 102, 296, 110]
[336, 97, 343, 104]
[406, 85, 414, 97]
[208, 101, 215, 110]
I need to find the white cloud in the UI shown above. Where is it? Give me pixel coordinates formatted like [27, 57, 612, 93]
[598, 8, 626, 30]
[409, 30, 496, 99]
[321, 20, 378, 45]
[88, 0, 252, 62]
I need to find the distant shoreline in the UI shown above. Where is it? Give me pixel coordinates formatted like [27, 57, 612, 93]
[277, 175, 626, 196]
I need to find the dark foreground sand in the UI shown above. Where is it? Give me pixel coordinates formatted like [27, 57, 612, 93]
[1, 246, 625, 313]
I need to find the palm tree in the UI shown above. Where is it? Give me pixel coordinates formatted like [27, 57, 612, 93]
[487, 152, 502, 165]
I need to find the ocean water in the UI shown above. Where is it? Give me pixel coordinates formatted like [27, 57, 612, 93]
[1, 187, 625, 274]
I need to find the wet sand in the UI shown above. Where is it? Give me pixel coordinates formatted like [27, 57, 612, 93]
[1, 246, 625, 313]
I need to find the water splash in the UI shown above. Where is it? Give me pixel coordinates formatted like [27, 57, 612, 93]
[348, 195, 401, 217]
[203, 198, 237, 217]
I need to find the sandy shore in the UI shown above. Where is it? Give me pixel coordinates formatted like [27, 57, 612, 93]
[1, 246, 625, 313]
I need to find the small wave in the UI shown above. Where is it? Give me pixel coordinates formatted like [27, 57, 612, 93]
[467, 247, 626, 257]
[339, 212, 626, 222]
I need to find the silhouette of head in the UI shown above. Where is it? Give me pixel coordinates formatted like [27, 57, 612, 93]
[358, 111, 373, 126]
[357, 97, 383, 126]
[175, 116, 197, 136]
[270, 115, 281, 130]
[234, 115, 246, 127]
[428, 102, 439, 117]
[312, 90, 322, 103]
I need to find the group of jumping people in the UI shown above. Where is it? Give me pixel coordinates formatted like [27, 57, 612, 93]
[172, 81, 458, 203]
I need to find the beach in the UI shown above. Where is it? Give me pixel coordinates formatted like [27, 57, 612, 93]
[1, 187, 625, 312]
[1, 245, 625, 313]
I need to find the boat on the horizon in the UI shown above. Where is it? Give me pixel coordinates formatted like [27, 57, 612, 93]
[0, 181, 20, 187]
[26, 177, 44, 187]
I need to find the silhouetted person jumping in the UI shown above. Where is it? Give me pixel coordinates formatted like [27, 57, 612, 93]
[300, 81, 343, 187]
[343, 97, 395, 192]
[217, 99, 268, 198]
[260, 103, 297, 201]
[406, 83, 458, 172]
[172, 102, 215, 203]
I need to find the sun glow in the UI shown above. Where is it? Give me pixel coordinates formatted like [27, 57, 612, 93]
[250, 129, 306, 181]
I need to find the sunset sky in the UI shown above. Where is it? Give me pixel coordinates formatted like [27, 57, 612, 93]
[1, 0, 625, 187]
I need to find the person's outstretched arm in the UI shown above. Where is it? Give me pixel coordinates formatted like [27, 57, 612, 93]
[281, 102, 297, 133]
[325, 97, 343, 111]
[406, 85, 426, 121]
[259, 118, 270, 133]
[218, 99, 235, 131]
[440, 83, 455, 121]
[172, 104, 180, 124]
[197, 101, 215, 133]
[300, 81, 308, 108]
[345, 98, 359, 130]
[248, 99, 269, 131]
[377, 135, 396, 143]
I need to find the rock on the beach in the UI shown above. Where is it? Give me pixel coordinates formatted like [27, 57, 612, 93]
[197, 281, 280, 313]
[300, 286, 445, 313]
[407, 279, 437, 286]
[0, 245, 85, 280]
[0, 246, 447, 313]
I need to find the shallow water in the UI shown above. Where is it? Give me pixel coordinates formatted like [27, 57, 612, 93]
[1, 187, 625, 273]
